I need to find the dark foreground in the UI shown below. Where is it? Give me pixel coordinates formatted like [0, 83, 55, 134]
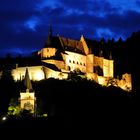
[1, 95, 139, 130]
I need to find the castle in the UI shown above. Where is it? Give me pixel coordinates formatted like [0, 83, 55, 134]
[12, 26, 132, 91]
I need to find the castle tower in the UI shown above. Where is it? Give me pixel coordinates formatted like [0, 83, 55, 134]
[20, 68, 36, 113]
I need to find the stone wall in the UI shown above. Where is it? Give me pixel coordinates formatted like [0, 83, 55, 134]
[103, 59, 114, 77]
[118, 73, 132, 91]
[64, 51, 86, 73]
[43, 67, 68, 80]
[20, 92, 36, 113]
[12, 66, 45, 81]
[86, 54, 94, 73]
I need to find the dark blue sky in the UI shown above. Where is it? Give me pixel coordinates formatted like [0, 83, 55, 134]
[0, 0, 140, 57]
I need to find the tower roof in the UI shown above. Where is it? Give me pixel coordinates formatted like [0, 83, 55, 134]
[24, 67, 33, 92]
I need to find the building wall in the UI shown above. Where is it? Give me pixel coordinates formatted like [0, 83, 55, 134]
[20, 92, 36, 113]
[41, 48, 57, 58]
[93, 56, 104, 76]
[64, 51, 86, 73]
[103, 59, 114, 77]
[43, 67, 68, 80]
[86, 72, 98, 83]
[118, 73, 132, 91]
[86, 54, 94, 73]
[12, 66, 45, 81]
[97, 76, 108, 86]
[94, 56, 103, 69]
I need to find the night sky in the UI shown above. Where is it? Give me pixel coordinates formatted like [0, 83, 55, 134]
[1, 0, 140, 57]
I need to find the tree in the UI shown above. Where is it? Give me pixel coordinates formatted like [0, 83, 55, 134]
[7, 98, 20, 117]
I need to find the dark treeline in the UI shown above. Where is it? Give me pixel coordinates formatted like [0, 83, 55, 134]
[87, 31, 140, 91]
[0, 76, 139, 128]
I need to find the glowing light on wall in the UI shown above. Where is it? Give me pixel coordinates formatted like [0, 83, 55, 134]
[34, 71, 44, 81]
[12, 66, 45, 81]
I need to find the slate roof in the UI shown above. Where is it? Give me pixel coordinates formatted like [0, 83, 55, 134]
[42, 62, 60, 71]
[59, 36, 85, 54]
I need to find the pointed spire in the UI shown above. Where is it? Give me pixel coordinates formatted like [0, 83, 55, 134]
[24, 67, 33, 92]
[99, 49, 103, 57]
[46, 24, 52, 46]
[109, 51, 112, 60]
[89, 47, 93, 54]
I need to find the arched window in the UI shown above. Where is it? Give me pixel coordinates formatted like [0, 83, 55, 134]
[73, 61, 75, 64]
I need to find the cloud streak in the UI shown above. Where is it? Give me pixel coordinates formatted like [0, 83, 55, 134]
[0, 0, 140, 57]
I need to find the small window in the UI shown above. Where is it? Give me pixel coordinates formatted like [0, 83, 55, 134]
[69, 60, 71, 63]
[83, 63, 85, 66]
[73, 61, 75, 64]
[77, 62, 79, 64]
[80, 62, 82, 65]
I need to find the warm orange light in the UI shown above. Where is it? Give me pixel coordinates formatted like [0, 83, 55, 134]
[34, 71, 44, 81]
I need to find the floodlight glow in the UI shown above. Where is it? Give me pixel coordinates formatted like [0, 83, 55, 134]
[2, 116, 7, 121]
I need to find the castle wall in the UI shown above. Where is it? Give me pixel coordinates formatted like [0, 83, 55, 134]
[64, 51, 86, 73]
[41, 48, 57, 58]
[103, 59, 114, 77]
[109, 60, 114, 77]
[93, 56, 104, 76]
[97, 76, 108, 86]
[43, 67, 68, 79]
[86, 72, 98, 83]
[42, 60, 65, 69]
[86, 54, 94, 73]
[20, 92, 35, 113]
[12, 66, 45, 81]
[118, 73, 132, 91]
[94, 56, 103, 69]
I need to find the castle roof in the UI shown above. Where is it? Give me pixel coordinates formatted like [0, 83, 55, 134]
[44, 36, 63, 50]
[59, 36, 85, 54]
[41, 50, 64, 61]
[42, 62, 60, 71]
[24, 67, 33, 92]
[84, 38, 100, 55]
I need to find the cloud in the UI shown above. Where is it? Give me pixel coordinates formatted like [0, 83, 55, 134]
[0, 0, 140, 57]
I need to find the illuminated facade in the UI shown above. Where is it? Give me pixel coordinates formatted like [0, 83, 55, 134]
[12, 27, 132, 91]
[19, 68, 36, 113]
[12, 66, 45, 81]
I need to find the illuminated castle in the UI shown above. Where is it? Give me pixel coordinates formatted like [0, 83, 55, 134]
[12, 26, 132, 91]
